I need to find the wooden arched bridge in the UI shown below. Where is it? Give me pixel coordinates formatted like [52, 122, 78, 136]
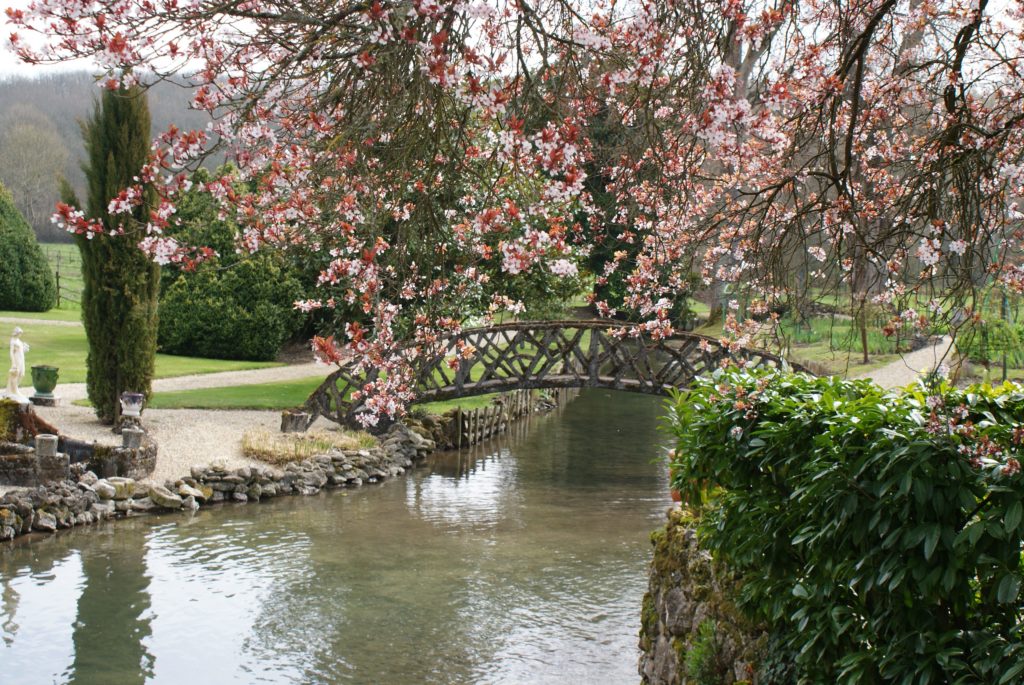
[301, 320, 804, 430]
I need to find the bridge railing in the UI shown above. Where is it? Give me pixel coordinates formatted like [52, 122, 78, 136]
[302, 320, 802, 430]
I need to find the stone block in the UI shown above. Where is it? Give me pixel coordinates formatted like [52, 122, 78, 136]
[93, 480, 116, 500]
[122, 428, 144, 449]
[0, 452, 38, 486]
[32, 509, 57, 532]
[107, 477, 136, 500]
[37, 452, 70, 484]
[148, 485, 183, 509]
[35, 434, 58, 457]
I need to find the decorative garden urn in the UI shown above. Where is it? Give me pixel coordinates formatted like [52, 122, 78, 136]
[30, 365, 59, 399]
[120, 392, 145, 418]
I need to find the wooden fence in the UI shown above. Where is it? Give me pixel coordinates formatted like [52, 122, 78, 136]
[430, 390, 578, 476]
[448, 387, 577, 449]
[44, 246, 82, 307]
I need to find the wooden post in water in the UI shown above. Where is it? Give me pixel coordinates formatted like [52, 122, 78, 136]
[454, 406, 462, 449]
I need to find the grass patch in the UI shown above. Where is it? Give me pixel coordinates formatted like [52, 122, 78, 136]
[145, 376, 322, 410]
[153, 354, 280, 380]
[416, 393, 501, 414]
[18, 321, 282, 384]
[241, 426, 377, 464]
[144, 376, 508, 413]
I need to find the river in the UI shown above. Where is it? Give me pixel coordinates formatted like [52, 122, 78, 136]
[0, 390, 670, 684]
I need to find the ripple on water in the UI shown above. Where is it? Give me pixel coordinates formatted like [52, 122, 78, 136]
[1, 390, 669, 684]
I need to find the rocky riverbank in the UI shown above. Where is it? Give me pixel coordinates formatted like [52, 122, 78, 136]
[639, 508, 764, 685]
[0, 423, 434, 542]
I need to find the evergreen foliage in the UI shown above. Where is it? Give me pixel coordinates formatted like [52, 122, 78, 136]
[0, 182, 56, 311]
[76, 87, 160, 423]
[156, 167, 305, 361]
[669, 371, 1024, 684]
[159, 256, 303, 361]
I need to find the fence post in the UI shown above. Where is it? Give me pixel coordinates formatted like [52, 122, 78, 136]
[54, 251, 61, 307]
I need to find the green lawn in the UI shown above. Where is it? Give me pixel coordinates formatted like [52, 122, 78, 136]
[16, 321, 281, 384]
[417, 394, 502, 414]
[148, 377, 322, 410]
[143, 376, 504, 412]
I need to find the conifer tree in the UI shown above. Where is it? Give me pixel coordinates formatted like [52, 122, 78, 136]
[0, 181, 56, 312]
[76, 87, 159, 424]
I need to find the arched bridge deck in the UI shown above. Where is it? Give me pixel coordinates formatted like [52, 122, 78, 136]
[304, 320, 804, 430]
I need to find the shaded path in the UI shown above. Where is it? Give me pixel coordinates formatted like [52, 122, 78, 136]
[852, 336, 956, 389]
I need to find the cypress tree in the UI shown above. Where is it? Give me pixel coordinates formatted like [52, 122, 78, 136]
[76, 87, 160, 424]
[0, 181, 57, 311]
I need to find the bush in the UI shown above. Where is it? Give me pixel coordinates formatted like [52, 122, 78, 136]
[158, 255, 304, 361]
[0, 182, 56, 311]
[669, 370, 1024, 685]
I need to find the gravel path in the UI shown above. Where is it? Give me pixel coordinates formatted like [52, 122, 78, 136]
[0, 316, 81, 328]
[24, 360, 337, 488]
[852, 336, 957, 389]
[32, 402, 338, 486]
[55, 361, 328, 402]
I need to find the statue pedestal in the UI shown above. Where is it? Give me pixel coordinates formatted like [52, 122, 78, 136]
[30, 395, 61, 407]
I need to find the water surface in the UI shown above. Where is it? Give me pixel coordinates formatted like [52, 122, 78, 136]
[1, 390, 669, 684]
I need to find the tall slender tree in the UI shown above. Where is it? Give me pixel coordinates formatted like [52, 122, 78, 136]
[75, 87, 159, 424]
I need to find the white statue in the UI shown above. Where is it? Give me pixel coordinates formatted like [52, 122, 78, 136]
[3, 327, 30, 404]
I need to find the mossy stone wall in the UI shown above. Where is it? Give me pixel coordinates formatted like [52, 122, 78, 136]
[639, 508, 765, 685]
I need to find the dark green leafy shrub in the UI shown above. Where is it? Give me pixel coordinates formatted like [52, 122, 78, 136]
[158, 255, 303, 361]
[0, 182, 56, 311]
[756, 633, 798, 685]
[669, 371, 1024, 685]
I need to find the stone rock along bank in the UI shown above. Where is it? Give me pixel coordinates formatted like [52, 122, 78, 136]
[639, 507, 766, 685]
[0, 423, 435, 542]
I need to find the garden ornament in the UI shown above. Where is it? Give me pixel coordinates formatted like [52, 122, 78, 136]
[3, 327, 31, 403]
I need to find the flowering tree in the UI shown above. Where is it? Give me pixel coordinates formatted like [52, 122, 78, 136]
[6, 0, 1024, 422]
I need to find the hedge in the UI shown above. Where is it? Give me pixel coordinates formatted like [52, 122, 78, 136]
[0, 182, 56, 312]
[158, 255, 304, 361]
[669, 370, 1024, 684]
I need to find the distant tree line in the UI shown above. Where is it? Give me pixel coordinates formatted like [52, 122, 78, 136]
[0, 71, 213, 242]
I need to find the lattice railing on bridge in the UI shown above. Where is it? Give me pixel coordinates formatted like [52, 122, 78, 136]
[302, 320, 804, 430]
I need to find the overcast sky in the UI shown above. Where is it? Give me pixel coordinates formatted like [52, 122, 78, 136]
[1, 0, 95, 77]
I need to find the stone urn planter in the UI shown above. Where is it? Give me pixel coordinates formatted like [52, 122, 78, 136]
[30, 365, 59, 399]
[120, 392, 145, 418]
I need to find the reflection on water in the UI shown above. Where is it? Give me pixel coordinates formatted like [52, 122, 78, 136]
[1, 390, 669, 684]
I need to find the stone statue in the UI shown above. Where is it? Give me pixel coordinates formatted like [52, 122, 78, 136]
[3, 327, 30, 404]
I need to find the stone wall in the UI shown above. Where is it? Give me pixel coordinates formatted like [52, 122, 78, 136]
[89, 442, 157, 480]
[639, 508, 765, 685]
[0, 422, 433, 542]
